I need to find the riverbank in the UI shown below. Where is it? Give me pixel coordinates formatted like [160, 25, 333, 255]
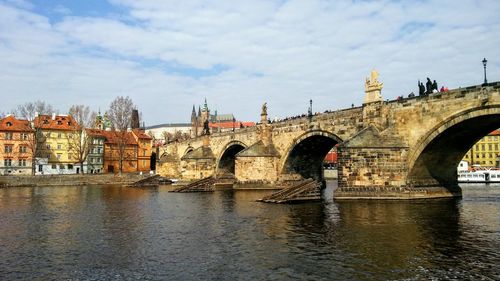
[0, 173, 151, 188]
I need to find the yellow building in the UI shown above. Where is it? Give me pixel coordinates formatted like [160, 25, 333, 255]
[34, 114, 80, 174]
[462, 130, 500, 168]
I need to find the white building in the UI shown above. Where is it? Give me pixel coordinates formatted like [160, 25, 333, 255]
[145, 123, 192, 141]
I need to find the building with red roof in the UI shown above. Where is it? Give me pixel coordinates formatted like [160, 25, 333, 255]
[0, 115, 34, 175]
[132, 129, 153, 172]
[209, 121, 256, 132]
[33, 114, 81, 174]
[101, 130, 139, 173]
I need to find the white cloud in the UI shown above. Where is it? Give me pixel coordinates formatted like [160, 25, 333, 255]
[0, 0, 499, 125]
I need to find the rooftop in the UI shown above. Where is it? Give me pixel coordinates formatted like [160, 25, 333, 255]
[34, 114, 79, 131]
[0, 115, 33, 132]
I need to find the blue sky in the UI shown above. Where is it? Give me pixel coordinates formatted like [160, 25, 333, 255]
[1, 0, 499, 125]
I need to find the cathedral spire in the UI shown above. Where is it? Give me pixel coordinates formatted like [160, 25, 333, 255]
[203, 98, 208, 112]
[191, 105, 197, 122]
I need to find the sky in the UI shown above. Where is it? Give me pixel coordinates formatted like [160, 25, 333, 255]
[0, 0, 499, 126]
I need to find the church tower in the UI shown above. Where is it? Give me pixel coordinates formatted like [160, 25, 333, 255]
[201, 98, 210, 125]
[95, 110, 103, 130]
[191, 105, 198, 137]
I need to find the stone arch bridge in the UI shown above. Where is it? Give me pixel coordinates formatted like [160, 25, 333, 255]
[158, 81, 500, 199]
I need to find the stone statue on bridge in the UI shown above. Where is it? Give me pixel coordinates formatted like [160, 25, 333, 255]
[261, 102, 267, 116]
[364, 70, 383, 103]
[203, 119, 210, 135]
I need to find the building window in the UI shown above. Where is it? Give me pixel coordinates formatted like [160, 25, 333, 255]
[59, 164, 65, 169]
[51, 164, 57, 169]
[143, 149, 147, 156]
[46, 144, 51, 149]
[57, 143, 62, 150]
[481, 144, 485, 151]
[489, 144, 492, 150]
[57, 133, 62, 138]
[68, 164, 73, 169]
[20, 133, 28, 140]
[57, 154, 62, 160]
[4, 145, 13, 153]
[6, 122, 12, 127]
[5, 132, 13, 140]
[4, 159, 12, 166]
[19, 146, 27, 153]
[38, 165, 43, 172]
[46, 132, 51, 138]
[19, 159, 27, 166]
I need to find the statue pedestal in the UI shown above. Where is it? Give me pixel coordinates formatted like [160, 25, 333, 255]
[363, 70, 383, 104]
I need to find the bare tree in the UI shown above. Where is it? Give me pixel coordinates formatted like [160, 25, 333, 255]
[68, 105, 96, 174]
[13, 101, 56, 175]
[107, 96, 135, 173]
[14, 100, 56, 121]
[161, 130, 171, 143]
[147, 130, 156, 143]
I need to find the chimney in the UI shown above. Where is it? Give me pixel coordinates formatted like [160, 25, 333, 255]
[52, 113, 56, 120]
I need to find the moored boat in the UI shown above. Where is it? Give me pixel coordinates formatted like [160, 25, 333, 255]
[458, 169, 500, 183]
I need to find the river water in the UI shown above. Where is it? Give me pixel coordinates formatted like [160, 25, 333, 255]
[0, 182, 498, 280]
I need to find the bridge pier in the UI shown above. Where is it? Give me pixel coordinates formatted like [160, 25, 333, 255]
[334, 128, 462, 199]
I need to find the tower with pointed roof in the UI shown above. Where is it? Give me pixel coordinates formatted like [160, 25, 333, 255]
[201, 98, 210, 126]
[191, 105, 198, 137]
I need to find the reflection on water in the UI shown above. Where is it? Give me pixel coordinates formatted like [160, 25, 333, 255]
[0, 182, 498, 280]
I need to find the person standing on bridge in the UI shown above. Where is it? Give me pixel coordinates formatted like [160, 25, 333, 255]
[418, 80, 425, 96]
[426, 78, 432, 95]
[432, 80, 438, 93]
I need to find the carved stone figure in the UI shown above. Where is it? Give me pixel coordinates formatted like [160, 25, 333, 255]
[203, 119, 210, 135]
[261, 102, 267, 116]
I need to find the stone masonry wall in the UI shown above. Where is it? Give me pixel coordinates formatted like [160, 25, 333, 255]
[235, 156, 279, 183]
[337, 147, 408, 189]
[181, 159, 215, 180]
[0, 173, 150, 188]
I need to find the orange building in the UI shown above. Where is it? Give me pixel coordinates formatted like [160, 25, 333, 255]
[0, 115, 34, 175]
[132, 129, 153, 172]
[101, 130, 138, 173]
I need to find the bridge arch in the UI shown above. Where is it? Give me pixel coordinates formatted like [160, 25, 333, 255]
[407, 105, 500, 190]
[216, 141, 247, 176]
[280, 130, 343, 182]
[182, 146, 194, 158]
